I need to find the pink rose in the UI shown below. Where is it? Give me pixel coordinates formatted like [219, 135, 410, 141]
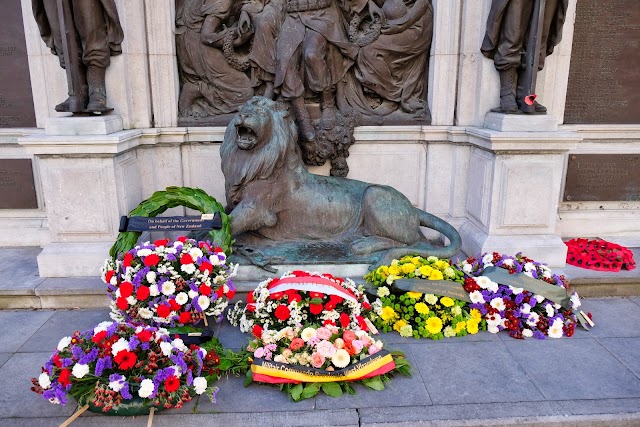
[368, 344, 380, 355]
[342, 330, 357, 342]
[254, 347, 265, 358]
[352, 339, 365, 353]
[310, 352, 326, 369]
[316, 327, 332, 340]
[316, 340, 337, 358]
[289, 338, 304, 351]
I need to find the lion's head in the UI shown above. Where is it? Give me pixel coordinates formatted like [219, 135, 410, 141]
[220, 97, 300, 208]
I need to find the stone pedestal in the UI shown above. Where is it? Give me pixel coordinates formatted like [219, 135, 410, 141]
[484, 112, 559, 132]
[458, 125, 582, 267]
[19, 116, 144, 277]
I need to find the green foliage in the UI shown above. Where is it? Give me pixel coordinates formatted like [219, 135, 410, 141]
[321, 382, 343, 397]
[109, 186, 232, 258]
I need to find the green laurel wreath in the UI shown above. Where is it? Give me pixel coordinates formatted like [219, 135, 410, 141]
[109, 186, 232, 259]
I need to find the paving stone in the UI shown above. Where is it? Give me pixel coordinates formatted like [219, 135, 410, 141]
[359, 401, 563, 424]
[411, 340, 545, 404]
[378, 329, 501, 346]
[555, 397, 640, 417]
[152, 409, 360, 427]
[0, 352, 75, 419]
[0, 310, 54, 352]
[315, 344, 431, 409]
[597, 338, 640, 379]
[216, 321, 250, 351]
[575, 298, 640, 338]
[504, 338, 640, 400]
[17, 308, 111, 353]
[0, 416, 146, 427]
[0, 354, 10, 369]
[0, 248, 41, 274]
[630, 297, 640, 307]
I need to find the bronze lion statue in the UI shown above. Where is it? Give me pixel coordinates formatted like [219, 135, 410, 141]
[220, 96, 461, 266]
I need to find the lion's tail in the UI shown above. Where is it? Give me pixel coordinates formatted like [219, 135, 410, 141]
[374, 210, 462, 268]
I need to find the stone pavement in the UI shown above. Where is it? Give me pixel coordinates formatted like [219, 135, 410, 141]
[1, 298, 640, 426]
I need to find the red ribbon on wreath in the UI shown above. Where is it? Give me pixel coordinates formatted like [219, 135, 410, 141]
[565, 238, 636, 272]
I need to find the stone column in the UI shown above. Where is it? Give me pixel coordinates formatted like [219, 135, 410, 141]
[459, 127, 581, 266]
[19, 117, 144, 276]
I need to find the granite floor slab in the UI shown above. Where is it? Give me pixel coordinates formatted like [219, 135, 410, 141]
[504, 338, 640, 400]
[0, 353, 10, 369]
[0, 310, 54, 352]
[578, 298, 640, 338]
[596, 337, 640, 379]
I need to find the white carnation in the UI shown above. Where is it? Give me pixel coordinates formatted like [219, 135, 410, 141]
[138, 379, 155, 398]
[193, 377, 207, 395]
[57, 336, 72, 351]
[181, 264, 196, 275]
[149, 284, 160, 297]
[38, 373, 51, 389]
[111, 338, 130, 356]
[160, 341, 174, 356]
[72, 363, 89, 378]
[146, 271, 157, 283]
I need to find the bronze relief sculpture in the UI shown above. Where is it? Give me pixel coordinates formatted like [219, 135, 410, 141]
[482, 0, 569, 114]
[32, 0, 124, 113]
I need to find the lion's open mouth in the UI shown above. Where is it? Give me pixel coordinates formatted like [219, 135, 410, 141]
[236, 123, 258, 150]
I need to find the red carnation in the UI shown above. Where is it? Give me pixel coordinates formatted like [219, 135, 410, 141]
[309, 303, 323, 315]
[247, 292, 255, 304]
[330, 295, 344, 304]
[199, 242, 211, 251]
[169, 299, 182, 311]
[179, 311, 192, 324]
[114, 350, 137, 370]
[216, 286, 225, 298]
[136, 285, 150, 301]
[119, 282, 134, 298]
[199, 284, 212, 296]
[105, 270, 115, 284]
[339, 312, 350, 328]
[116, 297, 129, 311]
[252, 324, 264, 339]
[164, 375, 181, 392]
[154, 239, 169, 247]
[324, 301, 336, 311]
[362, 302, 371, 310]
[156, 304, 171, 318]
[199, 262, 213, 274]
[177, 236, 188, 243]
[181, 253, 193, 265]
[226, 289, 236, 299]
[92, 330, 107, 343]
[323, 319, 336, 327]
[144, 254, 160, 267]
[137, 330, 152, 342]
[123, 252, 134, 268]
[214, 246, 224, 253]
[357, 315, 369, 331]
[58, 369, 71, 387]
[246, 304, 256, 313]
[274, 304, 290, 321]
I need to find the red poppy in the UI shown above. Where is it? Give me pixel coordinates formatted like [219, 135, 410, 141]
[58, 369, 71, 387]
[287, 291, 302, 303]
[136, 285, 150, 301]
[123, 252, 134, 268]
[179, 311, 192, 324]
[309, 303, 323, 315]
[137, 330, 152, 342]
[180, 254, 193, 265]
[164, 375, 181, 392]
[156, 304, 171, 318]
[339, 312, 350, 328]
[329, 295, 344, 304]
[310, 292, 324, 299]
[199, 284, 211, 296]
[199, 262, 213, 274]
[269, 292, 284, 300]
[114, 350, 137, 370]
[252, 324, 264, 339]
[116, 297, 129, 311]
[324, 301, 336, 311]
[119, 282, 134, 298]
[154, 239, 169, 247]
[274, 305, 290, 321]
[144, 254, 160, 267]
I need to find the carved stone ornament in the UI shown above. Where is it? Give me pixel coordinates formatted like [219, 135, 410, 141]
[481, 0, 569, 114]
[175, 0, 433, 175]
[220, 97, 461, 268]
[32, 0, 124, 114]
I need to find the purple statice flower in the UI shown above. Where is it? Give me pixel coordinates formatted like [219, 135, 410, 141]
[514, 293, 525, 305]
[121, 382, 133, 399]
[128, 335, 140, 351]
[166, 253, 177, 262]
[70, 346, 83, 360]
[533, 330, 546, 340]
[106, 323, 118, 338]
[170, 355, 188, 373]
[186, 369, 193, 386]
[141, 342, 150, 351]
[211, 387, 219, 404]
[60, 358, 73, 368]
[79, 348, 98, 365]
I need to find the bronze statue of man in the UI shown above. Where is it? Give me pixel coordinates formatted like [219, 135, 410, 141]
[32, 0, 124, 113]
[481, 0, 568, 114]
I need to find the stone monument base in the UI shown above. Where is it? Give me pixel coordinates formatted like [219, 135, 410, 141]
[484, 112, 559, 132]
[45, 115, 124, 136]
[37, 242, 113, 277]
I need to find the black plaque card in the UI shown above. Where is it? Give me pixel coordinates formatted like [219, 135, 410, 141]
[0, 1, 36, 128]
[0, 159, 38, 209]
[393, 279, 472, 303]
[564, 154, 640, 202]
[119, 213, 222, 232]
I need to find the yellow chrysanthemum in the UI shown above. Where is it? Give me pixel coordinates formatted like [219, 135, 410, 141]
[399, 324, 413, 337]
[470, 309, 482, 322]
[467, 320, 479, 334]
[435, 260, 450, 270]
[426, 316, 443, 334]
[418, 265, 433, 277]
[455, 321, 466, 333]
[407, 291, 422, 300]
[440, 296, 454, 307]
[415, 302, 430, 315]
[401, 263, 415, 274]
[389, 265, 401, 276]
[429, 270, 444, 280]
[376, 265, 389, 276]
[393, 319, 408, 332]
[380, 306, 398, 322]
[411, 256, 422, 264]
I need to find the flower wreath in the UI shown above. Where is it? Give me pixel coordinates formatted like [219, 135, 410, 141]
[228, 271, 411, 400]
[565, 238, 636, 272]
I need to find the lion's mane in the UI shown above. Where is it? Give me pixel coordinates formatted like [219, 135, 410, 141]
[220, 97, 300, 208]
